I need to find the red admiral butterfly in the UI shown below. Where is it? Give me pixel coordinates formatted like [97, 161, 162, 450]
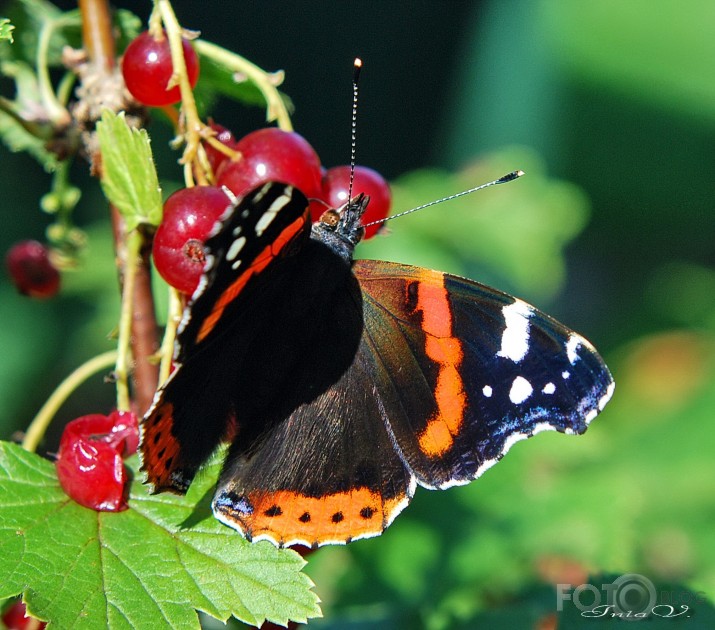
[140, 179, 614, 547]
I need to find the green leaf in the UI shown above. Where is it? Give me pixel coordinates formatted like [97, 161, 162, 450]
[0, 60, 59, 170]
[0, 442, 321, 628]
[192, 40, 293, 119]
[96, 110, 163, 231]
[1, 1, 80, 68]
[113, 9, 142, 54]
[0, 18, 14, 42]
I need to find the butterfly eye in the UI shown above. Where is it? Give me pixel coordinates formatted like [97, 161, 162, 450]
[319, 209, 341, 229]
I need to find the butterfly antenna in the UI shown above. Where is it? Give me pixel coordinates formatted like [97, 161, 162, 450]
[348, 58, 362, 203]
[362, 170, 526, 228]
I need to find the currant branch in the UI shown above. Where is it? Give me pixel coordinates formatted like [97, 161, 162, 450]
[79, 0, 160, 414]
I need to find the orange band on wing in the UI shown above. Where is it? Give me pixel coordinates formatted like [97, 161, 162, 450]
[197, 216, 306, 343]
[414, 271, 466, 457]
[216, 487, 408, 547]
[140, 401, 182, 491]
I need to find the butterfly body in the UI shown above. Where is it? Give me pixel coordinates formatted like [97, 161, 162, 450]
[141, 182, 614, 547]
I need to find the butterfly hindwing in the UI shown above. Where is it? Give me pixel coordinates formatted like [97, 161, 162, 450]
[140, 183, 312, 493]
[353, 260, 614, 489]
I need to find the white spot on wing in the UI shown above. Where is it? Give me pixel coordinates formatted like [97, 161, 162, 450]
[252, 182, 273, 203]
[496, 300, 533, 363]
[255, 189, 293, 236]
[566, 334, 582, 365]
[226, 236, 246, 261]
[509, 376, 533, 404]
[482, 385, 493, 398]
[562, 370, 570, 380]
[542, 382, 556, 395]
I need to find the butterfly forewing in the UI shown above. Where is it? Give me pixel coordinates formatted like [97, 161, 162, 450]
[353, 260, 614, 489]
[140, 183, 312, 493]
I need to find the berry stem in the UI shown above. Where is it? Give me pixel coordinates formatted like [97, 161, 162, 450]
[194, 39, 293, 131]
[36, 13, 72, 126]
[22, 351, 118, 453]
[154, 0, 207, 185]
[159, 288, 184, 383]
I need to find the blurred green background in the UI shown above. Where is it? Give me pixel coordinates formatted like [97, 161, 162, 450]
[1, 0, 714, 628]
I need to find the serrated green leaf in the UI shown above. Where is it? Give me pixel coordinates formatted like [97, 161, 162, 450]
[96, 111, 163, 231]
[0, 442, 321, 629]
[0, 18, 14, 42]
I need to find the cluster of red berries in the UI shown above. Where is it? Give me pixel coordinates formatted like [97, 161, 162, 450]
[55, 410, 139, 512]
[120, 31, 391, 296]
[153, 126, 392, 295]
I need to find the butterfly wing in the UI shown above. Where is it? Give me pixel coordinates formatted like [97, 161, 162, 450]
[141, 183, 312, 493]
[211, 260, 416, 548]
[352, 259, 614, 489]
[210, 258, 613, 547]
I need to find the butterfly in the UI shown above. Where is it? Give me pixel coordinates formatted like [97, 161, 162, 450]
[140, 180, 614, 548]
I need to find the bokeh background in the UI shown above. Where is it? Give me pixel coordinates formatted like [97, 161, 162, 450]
[1, 1, 714, 628]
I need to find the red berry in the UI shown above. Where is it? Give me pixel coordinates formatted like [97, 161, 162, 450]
[121, 30, 199, 107]
[204, 122, 240, 174]
[153, 186, 231, 295]
[55, 411, 138, 512]
[321, 165, 391, 239]
[2, 600, 46, 629]
[107, 409, 140, 456]
[5, 240, 60, 298]
[216, 128, 322, 201]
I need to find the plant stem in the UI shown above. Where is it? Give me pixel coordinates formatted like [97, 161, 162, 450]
[131, 233, 161, 413]
[115, 229, 141, 412]
[36, 15, 72, 126]
[159, 288, 183, 384]
[156, 0, 206, 183]
[79, 0, 160, 414]
[22, 351, 118, 453]
[78, 0, 115, 69]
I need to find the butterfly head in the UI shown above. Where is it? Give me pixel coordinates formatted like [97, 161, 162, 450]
[311, 193, 370, 263]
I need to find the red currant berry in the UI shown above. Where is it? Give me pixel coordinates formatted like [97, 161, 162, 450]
[216, 128, 322, 201]
[1, 600, 47, 630]
[56, 413, 137, 512]
[204, 122, 240, 174]
[321, 165, 391, 239]
[121, 31, 199, 107]
[107, 409, 140, 456]
[153, 186, 231, 295]
[5, 240, 60, 298]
